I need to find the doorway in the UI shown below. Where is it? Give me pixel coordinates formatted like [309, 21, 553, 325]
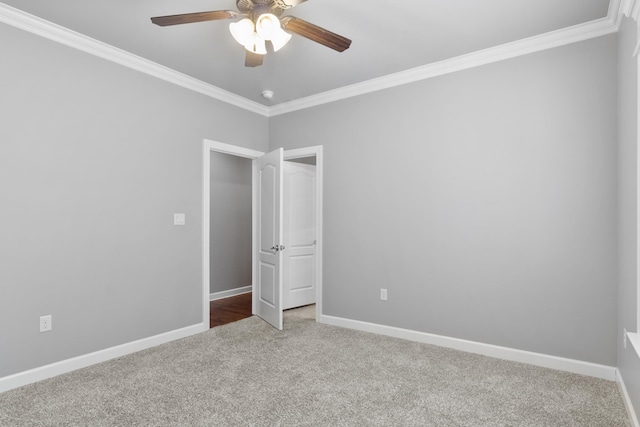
[202, 140, 323, 329]
[283, 157, 317, 310]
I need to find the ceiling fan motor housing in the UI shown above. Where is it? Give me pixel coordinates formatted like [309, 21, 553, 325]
[237, 0, 284, 17]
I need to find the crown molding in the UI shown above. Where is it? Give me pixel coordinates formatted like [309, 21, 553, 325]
[0, 1, 624, 118]
[619, 0, 640, 20]
[268, 12, 619, 116]
[0, 2, 269, 116]
[618, 0, 640, 56]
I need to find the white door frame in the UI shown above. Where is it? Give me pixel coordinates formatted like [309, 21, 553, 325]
[202, 140, 323, 325]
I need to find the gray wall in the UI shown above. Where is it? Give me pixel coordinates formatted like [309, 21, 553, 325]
[0, 23, 268, 377]
[617, 17, 640, 411]
[209, 152, 252, 294]
[0, 11, 632, 400]
[270, 35, 618, 365]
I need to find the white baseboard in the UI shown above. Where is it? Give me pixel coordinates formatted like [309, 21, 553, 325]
[0, 322, 208, 394]
[617, 368, 640, 427]
[210, 286, 252, 301]
[319, 314, 617, 381]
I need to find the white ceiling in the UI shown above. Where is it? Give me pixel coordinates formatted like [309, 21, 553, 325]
[1, 0, 612, 106]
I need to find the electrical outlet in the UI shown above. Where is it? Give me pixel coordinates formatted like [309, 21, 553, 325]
[380, 288, 388, 301]
[624, 328, 627, 349]
[40, 315, 52, 332]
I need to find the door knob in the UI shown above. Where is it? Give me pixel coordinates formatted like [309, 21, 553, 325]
[270, 245, 286, 252]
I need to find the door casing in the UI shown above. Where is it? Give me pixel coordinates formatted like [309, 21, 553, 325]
[203, 140, 323, 326]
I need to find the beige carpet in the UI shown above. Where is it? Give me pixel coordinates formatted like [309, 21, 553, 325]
[0, 306, 630, 426]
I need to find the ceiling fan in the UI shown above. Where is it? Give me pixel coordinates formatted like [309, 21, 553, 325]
[151, 0, 352, 67]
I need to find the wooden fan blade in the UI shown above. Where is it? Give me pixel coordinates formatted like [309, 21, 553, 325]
[151, 10, 239, 27]
[281, 16, 351, 52]
[245, 51, 264, 67]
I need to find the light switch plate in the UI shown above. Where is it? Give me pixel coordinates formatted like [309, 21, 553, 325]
[174, 213, 186, 226]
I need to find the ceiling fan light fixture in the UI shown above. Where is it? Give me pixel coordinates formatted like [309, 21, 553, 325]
[229, 18, 255, 46]
[152, 1, 352, 67]
[244, 32, 267, 55]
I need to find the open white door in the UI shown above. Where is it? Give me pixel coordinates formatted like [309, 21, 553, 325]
[254, 148, 284, 330]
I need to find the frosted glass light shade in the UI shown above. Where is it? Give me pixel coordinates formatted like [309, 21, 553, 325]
[229, 19, 254, 46]
[244, 32, 267, 55]
[270, 27, 292, 52]
[255, 13, 281, 40]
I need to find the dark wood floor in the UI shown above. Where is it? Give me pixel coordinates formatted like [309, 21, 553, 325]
[210, 292, 253, 328]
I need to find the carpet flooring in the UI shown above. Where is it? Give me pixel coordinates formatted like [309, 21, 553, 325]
[0, 306, 630, 426]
